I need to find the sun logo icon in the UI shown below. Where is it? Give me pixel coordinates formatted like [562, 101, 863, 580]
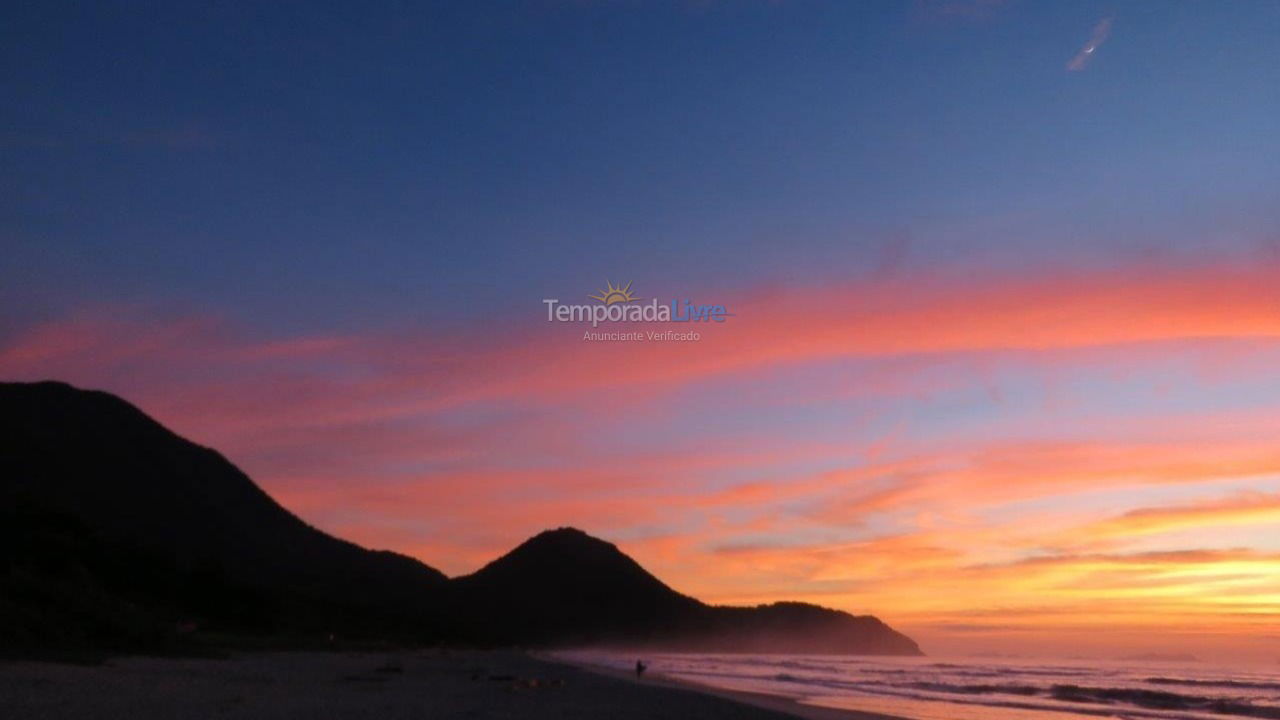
[589, 280, 641, 305]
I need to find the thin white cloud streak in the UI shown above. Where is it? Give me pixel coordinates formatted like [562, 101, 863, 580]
[1067, 17, 1112, 71]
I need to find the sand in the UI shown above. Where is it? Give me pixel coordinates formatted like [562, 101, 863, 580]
[551, 653, 911, 720]
[0, 650, 910, 720]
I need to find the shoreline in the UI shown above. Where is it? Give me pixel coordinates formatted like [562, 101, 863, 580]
[540, 651, 915, 720]
[0, 648, 897, 720]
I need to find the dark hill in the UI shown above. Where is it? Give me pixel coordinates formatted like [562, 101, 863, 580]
[0, 381, 921, 657]
[0, 381, 447, 653]
[446, 528, 706, 645]
[691, 601, 923, 655]
[445, 528, 921, 655]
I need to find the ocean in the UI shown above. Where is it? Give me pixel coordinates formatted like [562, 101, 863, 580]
[557, 652, 1280, 720]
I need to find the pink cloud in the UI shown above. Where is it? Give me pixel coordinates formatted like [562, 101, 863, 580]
[4, 262, 1280, 656]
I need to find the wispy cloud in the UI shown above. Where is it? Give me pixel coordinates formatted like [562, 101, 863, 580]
[1067, 17, 1113, 71]
[1073, 491, 1280, 543]
[5, 262, 1280, 659]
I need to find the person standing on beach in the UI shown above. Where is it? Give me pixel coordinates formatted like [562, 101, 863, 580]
[635, 660, 647, 678]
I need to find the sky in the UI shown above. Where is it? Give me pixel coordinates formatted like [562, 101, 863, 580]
[3, 1, 1280, 661]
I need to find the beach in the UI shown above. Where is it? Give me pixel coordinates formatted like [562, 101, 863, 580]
[0, 650, 897, 720]
[555, 652, 1280, 720]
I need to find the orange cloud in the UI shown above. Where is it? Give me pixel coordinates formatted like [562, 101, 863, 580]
[4, 263, 1280, 659]
[6, 264, 1280, 420]
[1072, 491, 1280, 543]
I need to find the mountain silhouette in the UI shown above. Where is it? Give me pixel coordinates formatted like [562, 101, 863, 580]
[447, 527, 706, 645]
[446, 527, 922, 654]
[0, 381, 921, 656]
[1, 381, 447, 652]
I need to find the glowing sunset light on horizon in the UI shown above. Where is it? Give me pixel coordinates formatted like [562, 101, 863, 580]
[4, 261, 1279, 661]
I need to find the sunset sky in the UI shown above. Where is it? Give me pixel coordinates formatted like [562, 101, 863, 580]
[3, 1, 1279, 661]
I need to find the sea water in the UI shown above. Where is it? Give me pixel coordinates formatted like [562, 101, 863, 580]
[557, 652, 1280, 720]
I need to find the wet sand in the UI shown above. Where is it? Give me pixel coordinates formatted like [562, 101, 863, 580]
[550, 652, 913, 720]
[0, 650, 911, 720]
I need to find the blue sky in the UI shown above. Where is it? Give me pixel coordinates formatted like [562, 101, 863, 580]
[4, 1, 1278, 335]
